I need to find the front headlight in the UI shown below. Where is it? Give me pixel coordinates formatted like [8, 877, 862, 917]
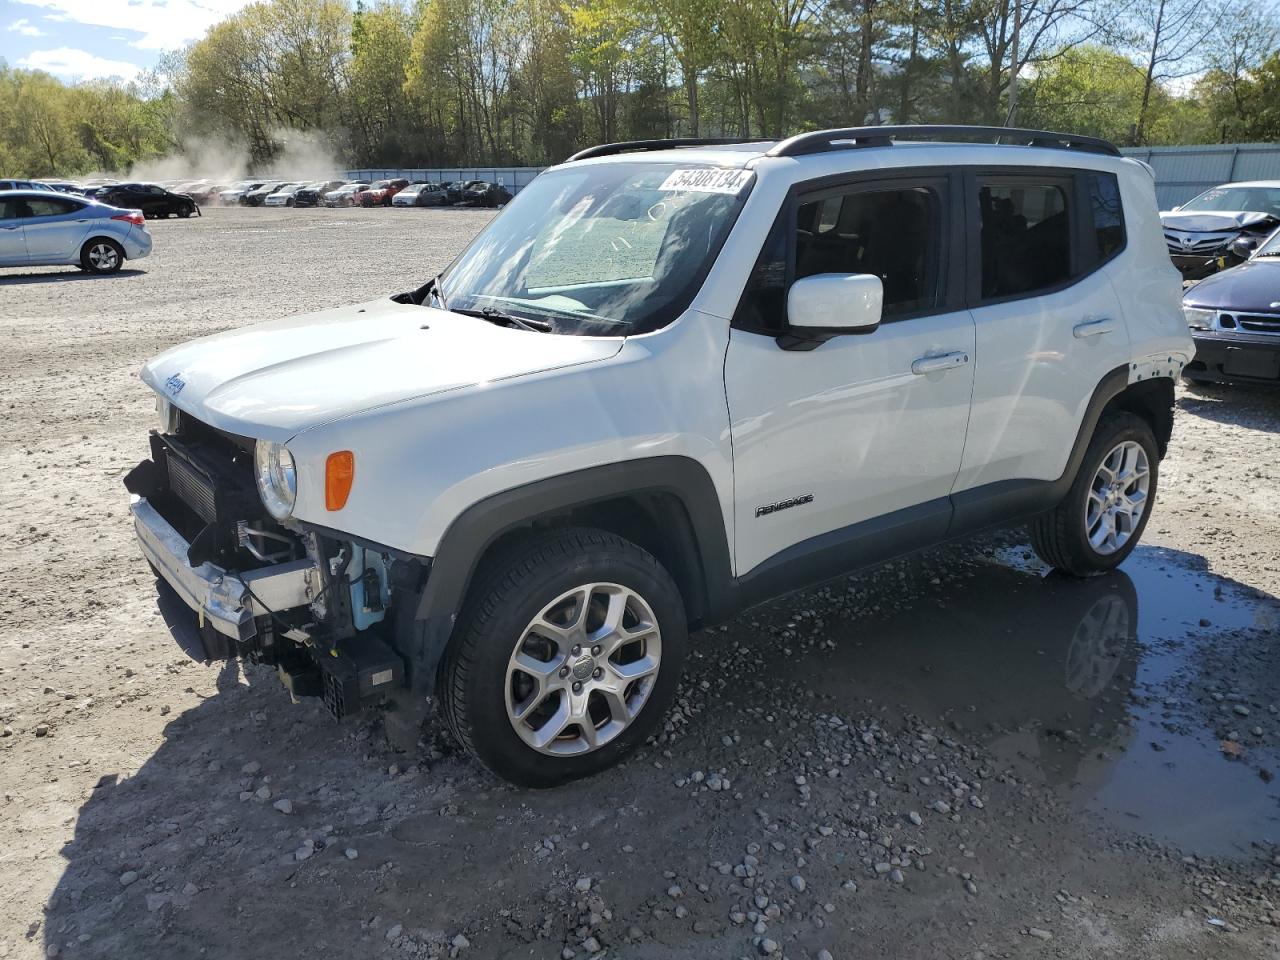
[1183, 307, 1215, 331]
[156, 395, 182, 434]
[254, 440, 297, 519]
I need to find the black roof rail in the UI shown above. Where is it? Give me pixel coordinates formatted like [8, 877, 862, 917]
[565, 137, 773, 163]
[767, 125, 1121, 158]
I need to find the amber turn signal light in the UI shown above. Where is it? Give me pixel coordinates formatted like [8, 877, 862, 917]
[325, 451, 355, 511]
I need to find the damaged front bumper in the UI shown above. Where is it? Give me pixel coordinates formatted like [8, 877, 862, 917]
[131, 495, 320, 644]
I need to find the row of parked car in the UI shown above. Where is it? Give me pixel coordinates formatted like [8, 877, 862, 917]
[1, 175, 515, 216]
[202, 177, 512, 209]
[0, 178, 199, 218]
[1163, 179, 1280, 387]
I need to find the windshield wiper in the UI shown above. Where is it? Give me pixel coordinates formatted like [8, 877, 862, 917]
[452, 306, 553, 333]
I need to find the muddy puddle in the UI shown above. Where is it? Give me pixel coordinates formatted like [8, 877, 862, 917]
[782, 544, 1280, 858]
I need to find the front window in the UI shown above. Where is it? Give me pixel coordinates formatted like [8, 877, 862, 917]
[437, 162, 753, 335]
[1183, 186, 1280, 217]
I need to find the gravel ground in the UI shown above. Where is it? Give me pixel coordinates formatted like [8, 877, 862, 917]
[1, 206, 1279, 960]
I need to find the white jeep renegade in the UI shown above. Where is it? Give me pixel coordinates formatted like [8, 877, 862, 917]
[126, 125, 1192, 786]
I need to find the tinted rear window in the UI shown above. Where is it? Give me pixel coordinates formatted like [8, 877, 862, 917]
[1087, 172, 1125, 263]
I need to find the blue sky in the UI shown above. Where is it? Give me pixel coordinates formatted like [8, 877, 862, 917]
[1, 0, 252, 81]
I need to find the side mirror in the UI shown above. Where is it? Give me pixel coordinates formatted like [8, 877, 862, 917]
[786, 273, 883, 341]
[1171, 205, 1181, 212]
[1228, 237, 1258, 261]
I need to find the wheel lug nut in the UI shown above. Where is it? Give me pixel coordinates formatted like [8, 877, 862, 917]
[558, 666, 570, 678]
[572, 681, 583, 693]
[571, 644, 581, 656]
[593, 667, 603, 680]
[591, 645, 602, 656]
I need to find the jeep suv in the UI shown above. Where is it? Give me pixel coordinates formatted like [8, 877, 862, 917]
[124, 126, 1192, 787]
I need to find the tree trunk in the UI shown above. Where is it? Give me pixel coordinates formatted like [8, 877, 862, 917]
[1135, 0, 1165, 145]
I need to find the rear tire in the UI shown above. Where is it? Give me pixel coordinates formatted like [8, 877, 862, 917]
[440, 528, 687, 787]
[80, 238, 124, 274]
[1029, 412, 1158, 577]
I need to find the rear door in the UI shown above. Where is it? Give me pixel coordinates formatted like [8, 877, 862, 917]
[19, 196, 90, 262]
[952, 168, 1130, 498]
[0, 198, 29, 264]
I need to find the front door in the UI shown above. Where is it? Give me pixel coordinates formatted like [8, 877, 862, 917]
[725, 174, 977, 576]
[21, 196, 90, 262]
[0, 199, 29, 265]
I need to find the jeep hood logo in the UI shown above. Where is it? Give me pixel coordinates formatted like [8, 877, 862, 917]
[164, 373, 186, 396]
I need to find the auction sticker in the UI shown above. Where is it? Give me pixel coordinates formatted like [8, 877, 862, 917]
[658, 168, 754, 194]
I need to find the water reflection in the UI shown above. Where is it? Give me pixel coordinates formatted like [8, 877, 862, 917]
[785, 546, 1279, 857]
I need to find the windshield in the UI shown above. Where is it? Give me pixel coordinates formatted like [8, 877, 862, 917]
[1183, 186, 1280, 217]
[436, 162, 753, 336]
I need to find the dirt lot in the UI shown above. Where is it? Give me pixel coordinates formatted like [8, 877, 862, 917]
[1, 206, 1278, 960]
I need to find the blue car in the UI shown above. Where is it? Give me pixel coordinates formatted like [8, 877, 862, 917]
[1183, 226, 1280, 386]
[0, 189, 153, 274]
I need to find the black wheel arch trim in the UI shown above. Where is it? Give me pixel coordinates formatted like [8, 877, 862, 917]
[404, 456, 733, 692]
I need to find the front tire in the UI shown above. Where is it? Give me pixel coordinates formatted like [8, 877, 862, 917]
[1029, 412, 1158, 577]
[440, 528, 687, 787]
[80, 238, 124, 274]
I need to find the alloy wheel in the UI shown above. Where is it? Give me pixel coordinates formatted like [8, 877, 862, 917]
[505, 582, 662, 756]
[1085, 440, 1150, 556]
[88, 243, 119, 271]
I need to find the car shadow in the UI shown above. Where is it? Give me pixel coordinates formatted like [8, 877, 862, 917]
[1178, 380, 1280, 432]
[0, 268, 145, 284]
[38, 543, 1280, 957]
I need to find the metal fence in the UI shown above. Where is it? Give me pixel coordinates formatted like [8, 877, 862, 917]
[343, 166, 546, 195]
[1120, 143, 1280, 208]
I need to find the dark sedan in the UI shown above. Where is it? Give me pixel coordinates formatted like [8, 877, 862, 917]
[1183, 228, 1280, 386]
[241, 182, 285, 206]
[96, 183, 199, 219]
[460, 180, 512, 207]
[292, 180, 347, 207]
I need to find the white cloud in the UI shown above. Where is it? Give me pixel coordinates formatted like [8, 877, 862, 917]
[17, 47, 142, 81]
[14, 0, 254, 49]
[7, 17, 46, 35]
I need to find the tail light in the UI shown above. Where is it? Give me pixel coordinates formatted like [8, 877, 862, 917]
[111, 210, 146, 227]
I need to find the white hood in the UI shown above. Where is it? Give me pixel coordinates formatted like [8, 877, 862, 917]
[141, 299, 623, 442]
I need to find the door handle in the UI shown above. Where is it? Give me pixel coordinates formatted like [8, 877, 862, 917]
[911, 351, 970, 375]
[1073, 318, 1116, 338]
[0, 225, 19, 231]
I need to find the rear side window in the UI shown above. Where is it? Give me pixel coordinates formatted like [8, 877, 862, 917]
[978, 180, 1071, 299]
[26, 198, 79, 217]
[1087, 172, 1125, 263]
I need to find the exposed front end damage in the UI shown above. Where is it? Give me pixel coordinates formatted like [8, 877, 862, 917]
[124, 414, 412, 719]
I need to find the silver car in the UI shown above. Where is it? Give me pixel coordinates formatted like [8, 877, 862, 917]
[0, 189, 154, 273]
[0, 179, 56, 192]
